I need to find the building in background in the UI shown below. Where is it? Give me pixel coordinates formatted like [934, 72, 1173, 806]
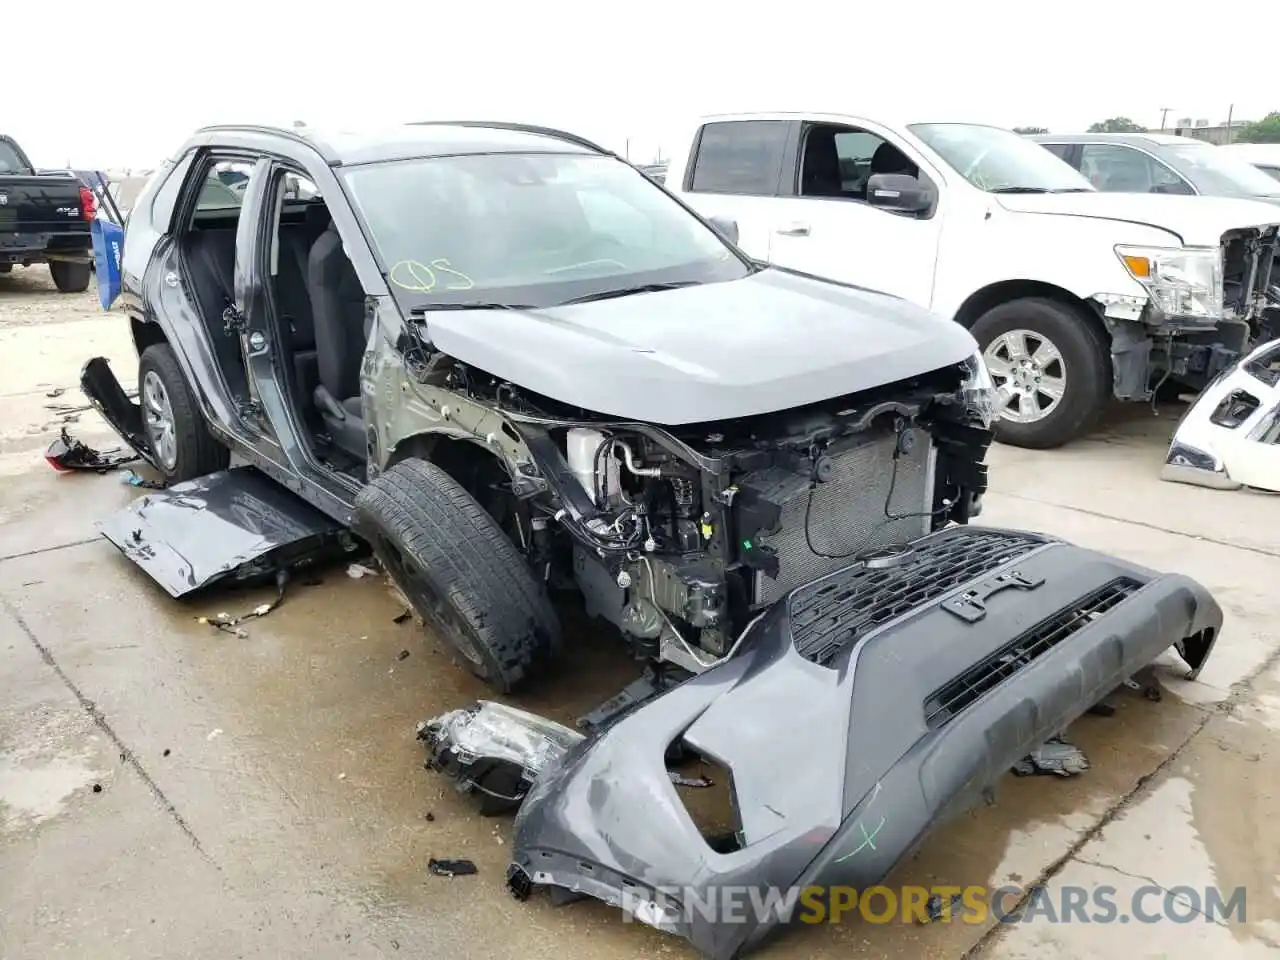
[1171, 118, 1251, 145]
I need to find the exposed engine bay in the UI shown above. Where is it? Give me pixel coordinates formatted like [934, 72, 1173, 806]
[405, 340, 996, 682]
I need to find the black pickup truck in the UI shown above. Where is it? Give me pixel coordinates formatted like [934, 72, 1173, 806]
[0, 134, 94, 292]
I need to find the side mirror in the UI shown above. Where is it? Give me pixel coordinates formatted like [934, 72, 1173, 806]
[867, 173, 935, 214]
[708, 215, 739, 245]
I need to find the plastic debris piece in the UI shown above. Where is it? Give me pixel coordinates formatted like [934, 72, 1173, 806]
[207, 729, 223, 741]
[1011, 736, 1089, 778]
[393, 609, 413, 624]
[347, 563, 377, 579]
[45, 427, 138, 473]
[397, 649, 411, 661]
[419, 701, 585, 815]
[921, 892, 964, 923]
[428, 858, 477, 877]
[120, 469, 166, 489]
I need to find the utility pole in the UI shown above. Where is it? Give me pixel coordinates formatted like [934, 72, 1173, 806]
[1225, 103, 1234, 143]
[624, 138, 630, 160]
[1159, 107, 1171, 131]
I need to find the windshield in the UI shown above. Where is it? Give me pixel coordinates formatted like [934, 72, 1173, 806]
[1165, 143, 1280, 198]
[909, 123, 1095, 193]
[342, 152, 749, 310]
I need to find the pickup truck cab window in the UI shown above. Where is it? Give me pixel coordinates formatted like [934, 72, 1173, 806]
[909, 123, 1094, 193]
[1078, 143, 1192, 194]
[687, 120, 788, 196]
[798, 123, 927, 202]
[0, 139, 29, 174]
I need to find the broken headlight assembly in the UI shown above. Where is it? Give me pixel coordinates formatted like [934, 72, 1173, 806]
[959, 350, 999, 427]
[1115, 244, 1223, 321]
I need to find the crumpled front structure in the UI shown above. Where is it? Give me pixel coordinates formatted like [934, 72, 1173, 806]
[1163, 338, 1280, 492]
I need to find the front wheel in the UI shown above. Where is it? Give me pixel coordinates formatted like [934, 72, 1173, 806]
[138, 343, 230, 481]
[354, 458, 561, 693]
[970, 297, 1111, 449]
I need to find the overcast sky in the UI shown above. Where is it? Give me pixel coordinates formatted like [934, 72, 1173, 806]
[10, 0, 1279, 170]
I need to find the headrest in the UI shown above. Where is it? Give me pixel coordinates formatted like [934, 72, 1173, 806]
[304, 202, 332, 232]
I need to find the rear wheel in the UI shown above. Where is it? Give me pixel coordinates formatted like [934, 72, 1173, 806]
[138, 343, 230, 482]
[49, 260, 91, 293]
[354, 458, 561, 693]
[970, 297, 1111, 449]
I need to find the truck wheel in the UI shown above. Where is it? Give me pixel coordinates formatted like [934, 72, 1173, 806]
[48, 260, 91, 293]
[970, 297, 1111, 449]
[354, 458, 561, 693]
[138, 343, 230, 482]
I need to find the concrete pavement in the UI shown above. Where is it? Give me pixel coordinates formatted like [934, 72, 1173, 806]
[1, 272, 1277, 959]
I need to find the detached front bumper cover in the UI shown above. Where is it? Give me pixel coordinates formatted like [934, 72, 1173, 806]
[497, 526, 1220, 960]
[1162, 337, 1280, 492]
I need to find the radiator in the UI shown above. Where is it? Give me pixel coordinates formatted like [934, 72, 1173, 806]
[745, 431, 935, 606]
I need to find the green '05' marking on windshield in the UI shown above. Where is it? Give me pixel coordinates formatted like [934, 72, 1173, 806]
[389, 259, 475, 292]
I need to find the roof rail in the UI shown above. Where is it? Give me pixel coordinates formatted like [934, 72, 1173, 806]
[408, 120, 614, 157]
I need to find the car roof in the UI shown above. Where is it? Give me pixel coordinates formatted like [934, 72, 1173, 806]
[192, 121, 610, 166]
[1028, 132, 1202, 147]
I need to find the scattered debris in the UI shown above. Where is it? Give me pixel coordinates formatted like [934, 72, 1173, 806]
[196, 569, 289, 636]
[393, 609, 413, 624]
[162, 749, 171, 757]
[397, 649, 411, 661]
[338, 773, 347, 781]
[119, 468, 166, 489]
[668, 771, 714, 788]
[1011, 736, 1090, 778]
[91, 783, 103, 794]
[206, 729, 223, 742]
[419, 701, 584, 816]
[921, 891, 965, 923]
[424, 812, 435, 822]
[428, 858, 477, 878]
[45, 427, 138, 473]
[46, 386, 66, 398]
[347, 562, 377, 579]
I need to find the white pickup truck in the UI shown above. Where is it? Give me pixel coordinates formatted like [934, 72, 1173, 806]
[663, 113, 1280, 447]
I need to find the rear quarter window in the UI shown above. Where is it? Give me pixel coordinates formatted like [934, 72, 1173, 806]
[0, 139, 29, 174]
[688, 120, 788, 196]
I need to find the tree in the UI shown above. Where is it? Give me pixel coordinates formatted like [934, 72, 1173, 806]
[1235, 112, 1280, 144]
[1087, 117, 1145, 133]
[1013, 126, 1048, 135]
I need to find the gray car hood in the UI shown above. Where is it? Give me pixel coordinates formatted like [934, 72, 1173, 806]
[419, 269, 977, 425]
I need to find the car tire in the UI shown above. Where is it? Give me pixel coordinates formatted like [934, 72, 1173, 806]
[354, 458, 561, 693]
[138, 343, 230, 482]
[48, 260, 91, 293]
[0, 264, 12, 274]
[970, 297, 1111, 449]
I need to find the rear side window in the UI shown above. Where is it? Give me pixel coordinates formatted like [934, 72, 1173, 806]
[688, 121, 788, 196]
[147, 151, 195, 231]
[1039, 142, 1074, 163]
[0, 139, 29, 174]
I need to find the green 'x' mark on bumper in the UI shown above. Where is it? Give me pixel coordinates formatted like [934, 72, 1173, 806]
[834, 816, 886, 863]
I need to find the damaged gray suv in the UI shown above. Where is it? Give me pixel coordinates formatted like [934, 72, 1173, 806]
[81, 121, 1223, 959]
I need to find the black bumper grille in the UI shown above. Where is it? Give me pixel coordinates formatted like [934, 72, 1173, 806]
[789, 528, 1048, 667]
[923, 577, 1140, 729]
